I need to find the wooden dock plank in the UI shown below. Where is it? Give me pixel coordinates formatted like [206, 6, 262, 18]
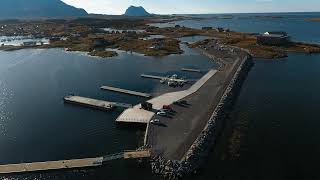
[101, 86, 152, 98]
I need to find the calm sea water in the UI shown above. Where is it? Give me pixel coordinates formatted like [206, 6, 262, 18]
[0, 44, 215, 179]
[184, 12, 320, 180]
[154, 12, 320, 44]
[193, 53, 320, 180]
[0, 12, 320, 180]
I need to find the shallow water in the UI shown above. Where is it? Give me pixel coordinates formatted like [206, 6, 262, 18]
[143, 35, 165, 40]
[102, 28, 145, 33]
[178, 35, 212, 43]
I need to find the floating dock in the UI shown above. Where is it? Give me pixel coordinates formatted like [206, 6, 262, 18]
[64, 96, 132, 111]
[141, 74, 187, 83]
[101, 86, 152, 98]
[0, 150, 150, 174]
[181, 68, 202, 73]
[141, 74, 164, 80]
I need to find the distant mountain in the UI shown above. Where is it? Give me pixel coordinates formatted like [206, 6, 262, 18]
[124, 6, 151, 16]
[0, 0, 87, 19]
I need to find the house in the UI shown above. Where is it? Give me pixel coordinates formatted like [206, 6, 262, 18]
[149, 42, 163, 50]
[23, 41, 37, 46]
[216, 27, 224, 32]
[49, 37, 61, 42]
[257, 31, 290, 45]
[202, 27, 213, 30]
[70, 33, 81, 37]
[224, 28, 230, 32]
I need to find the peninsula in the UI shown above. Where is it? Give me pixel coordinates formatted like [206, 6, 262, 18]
[0, 15, 319, 59]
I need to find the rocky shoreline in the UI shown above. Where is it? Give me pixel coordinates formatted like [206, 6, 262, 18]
[150, 47, 254, 179]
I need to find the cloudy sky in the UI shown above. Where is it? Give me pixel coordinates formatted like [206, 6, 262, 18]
[62, 0, 320, 15]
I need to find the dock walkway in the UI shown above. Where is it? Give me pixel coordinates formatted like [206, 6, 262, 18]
[0, 150, 150, 174]
[101, 86, 152, 98]
[0, 157, 104, 174]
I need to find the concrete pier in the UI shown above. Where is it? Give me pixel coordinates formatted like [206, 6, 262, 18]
[101, 86, 152, 98]
[181, 68, 201, 73]
[64, 96, 132, 111]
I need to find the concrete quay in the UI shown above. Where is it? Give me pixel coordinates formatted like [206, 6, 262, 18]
[64, 96, 132, 111]
[148, 42, 253, 179]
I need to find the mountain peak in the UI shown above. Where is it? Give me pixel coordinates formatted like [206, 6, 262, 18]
[0, 0, 87, 19]
[124, 6, 151, 16]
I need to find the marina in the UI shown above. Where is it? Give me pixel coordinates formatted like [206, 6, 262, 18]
[116, 69, 218, 124]
[100, 86, 152, 98]
[0, 9, 319, 180]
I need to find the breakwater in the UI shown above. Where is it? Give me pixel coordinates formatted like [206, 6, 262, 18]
[150, 47, 254, 179]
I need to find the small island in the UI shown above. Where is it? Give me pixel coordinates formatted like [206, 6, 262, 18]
[305, 17, 320, 22]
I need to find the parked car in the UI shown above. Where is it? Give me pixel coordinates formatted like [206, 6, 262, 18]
[173, 100, 188, 105]
[150, 119, 160, 124]
[163, 105, 172, 110]
[157, 111, 167, 116]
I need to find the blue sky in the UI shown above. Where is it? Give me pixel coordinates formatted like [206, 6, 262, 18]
[62, 0, 320, 15]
